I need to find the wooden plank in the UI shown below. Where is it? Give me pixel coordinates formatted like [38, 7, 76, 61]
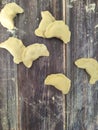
[0, 0, 67, 130]
[66, 0, 98, 130]
[0, 0, 24, 130]
[0, 1, 18, 130]
[17, 0, 66, 130]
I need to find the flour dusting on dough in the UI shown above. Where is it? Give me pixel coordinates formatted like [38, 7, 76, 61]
[95, 24, 98, 28]
[70, 0, 77, 2]
[85, 3, 96, 13]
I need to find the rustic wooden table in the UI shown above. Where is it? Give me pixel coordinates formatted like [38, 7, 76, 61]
[0, 0, 98, 130]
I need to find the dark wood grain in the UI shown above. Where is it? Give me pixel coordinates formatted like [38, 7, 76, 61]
[17, 0, 66, 130]
[0, 1, 19, 130]
[66, 0, 98, 130]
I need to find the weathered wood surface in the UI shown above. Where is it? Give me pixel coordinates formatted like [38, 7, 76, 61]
[0, 1, 18, 130]
[0, 0, 98, 130]
[66, 0, 98, 130]
[17, 0, 65, 130]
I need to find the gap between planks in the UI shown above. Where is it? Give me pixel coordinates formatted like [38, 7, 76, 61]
[62, 0, 67, 129]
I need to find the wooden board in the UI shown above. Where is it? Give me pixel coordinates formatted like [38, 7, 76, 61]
[0, 0, 98, 130]
[66, 0, 98, 130]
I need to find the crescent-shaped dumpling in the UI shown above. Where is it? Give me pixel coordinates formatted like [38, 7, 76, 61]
[22, 43, 49, 68]
[75, 58, 98, 84]
[0, 37, 25, 64]
[45, 21, 71, 43]
[35, 11, 55, 37]
[44, 73, 71, 94]
[0, 2, 24, 29]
